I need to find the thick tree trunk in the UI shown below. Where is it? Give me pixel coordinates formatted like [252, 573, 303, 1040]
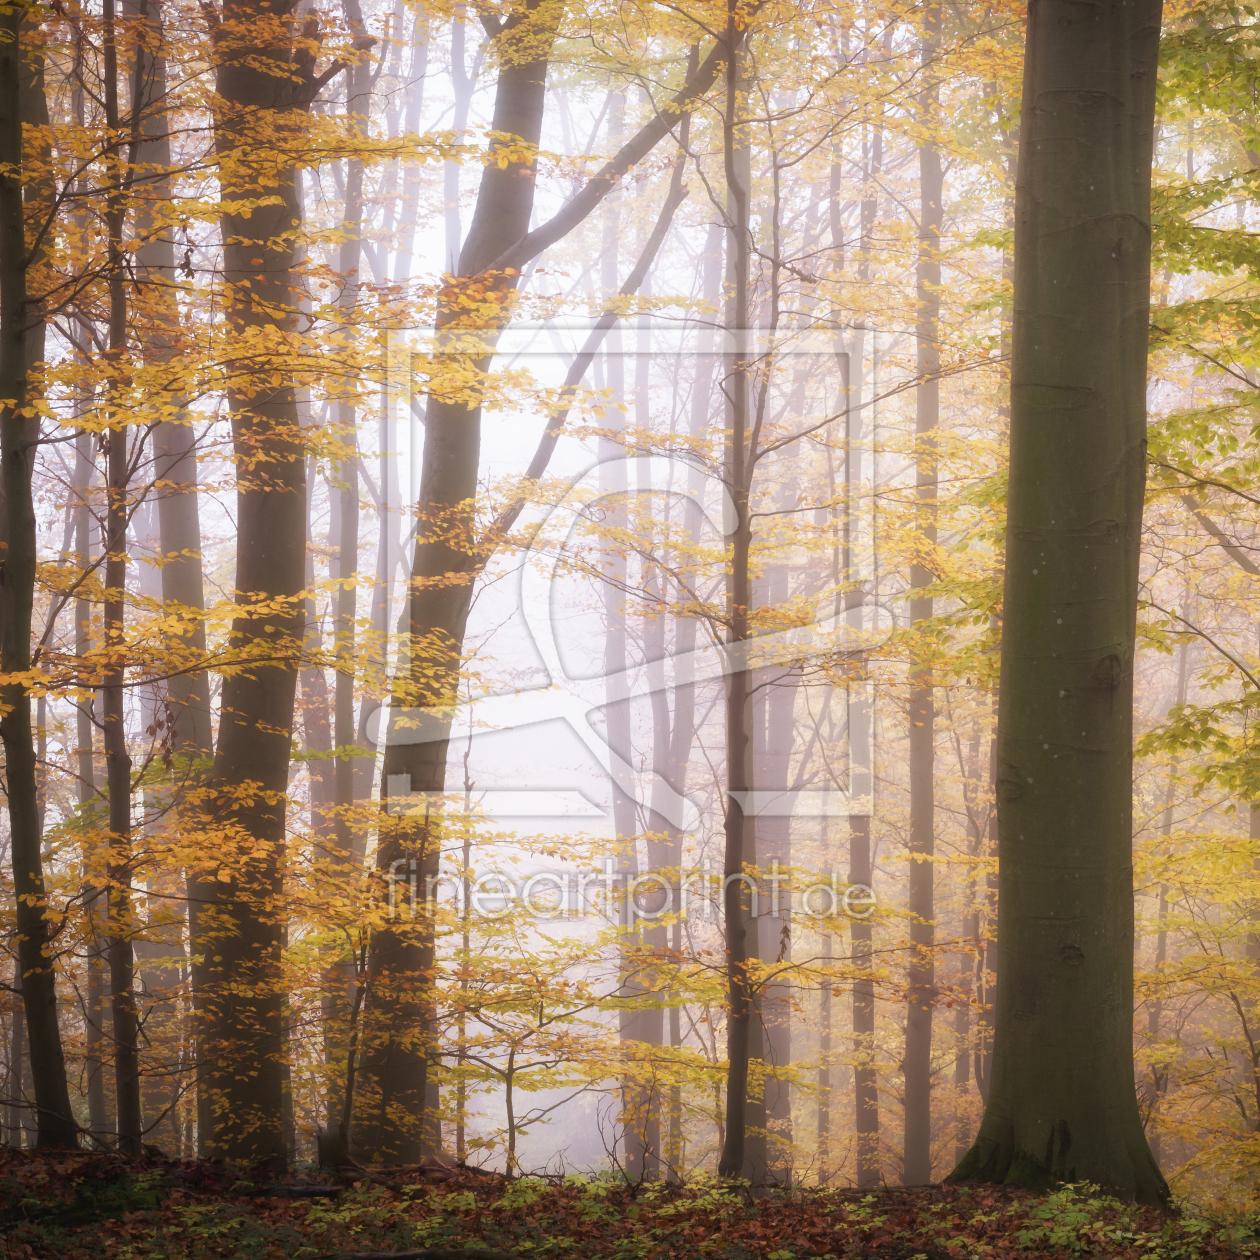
[1, 0, 78, 1148]
[949, 0, 1168, 1204]
[199, 0, 315, 1164]
[903, 8, 941, 1186]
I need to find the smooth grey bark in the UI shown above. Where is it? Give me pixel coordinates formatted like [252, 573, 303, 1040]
[1, 0, 78, 1148]
[302, 456, 337, 849]
[903, 5, 941, 1187]
[199, 0, 353, 1163]
[948, 0, 1168, 1204]
[754, 648, 795, 1186]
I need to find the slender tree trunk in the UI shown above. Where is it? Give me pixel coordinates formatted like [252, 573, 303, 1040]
[126, 0, 215, 1150]
[101, 0, 144, 1154]
[360, 1, 564, 1161]
[974, 722, 997, 1103]
[0, 0, 77, 1148]
[390, 8, 428, 284]
[334, 20, 370, 874]
[361, 4, 733, 1161]
[756, 484, 798, 1185]
[442, 9, 475, 275]
[596, 109, 647, 1177]
[73, 429, 109, 1143]
[949, 0, 1168, 1204]
[5, 972, 27, 1145]
[717, 8, 758, 1180]
[1147, 634, 1187, 1168]
[321, 39, 371, 1165]
[667, 219, 721, 1183]
[846, 109, 882, 1192]
[903, 5, 941, 1186]
[954, 727, 982, 1163]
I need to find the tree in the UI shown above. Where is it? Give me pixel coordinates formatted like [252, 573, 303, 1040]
[903, 0, 942, 1186]
[362, 3, 742, 1160]
[1, 0, 78, 1148]
[949, 0, 1168, 1204]
[196, 0, 366, 1164]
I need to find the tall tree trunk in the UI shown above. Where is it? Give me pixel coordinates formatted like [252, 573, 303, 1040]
[953, 725, 982, 1162]
[596, 104, 648, 1178]
[390, 7, 428, 284]
[949, 0, 1168, 1204]
[903, 4, 941, 1187]
[101, 0, 144, 1154]
[441, 9, 476, 275]
[0, 0, 78, 1148]
[973, 721, 997, 1104]
[847, 120, 881, 1188]
[360, 7, 734, 1161]
[5, 973, 27, 1145]
[129, 0, 214, 1154]
[1147, 632, 1188, 1168]
[334, 2, 370, 874]
[755, 469, 798, 1186]
[75, 429, 109, 1143]
[359, 1, 564, 1161]
[321, 23, 374, 1163]
[717, 8, 759, 1181]
[199, 0, 330, 1163]
[666, 219, 721, 1183]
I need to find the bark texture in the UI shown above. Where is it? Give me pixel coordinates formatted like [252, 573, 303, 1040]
[948, 0, 1167, 1205]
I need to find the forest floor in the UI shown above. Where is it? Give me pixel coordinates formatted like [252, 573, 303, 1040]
[0, 1147, 1256, 1260]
